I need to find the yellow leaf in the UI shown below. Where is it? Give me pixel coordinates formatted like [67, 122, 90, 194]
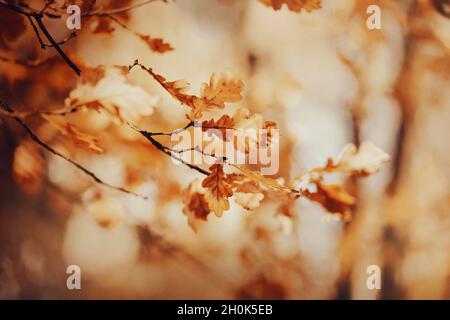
[202, 164, 234, 217]
[42, 114, 104, 153]
[233, 165, 291, 192]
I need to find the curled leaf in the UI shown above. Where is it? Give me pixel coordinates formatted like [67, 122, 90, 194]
[315, 141, 390, 176]
[301, 181, 355, 220]
[202, 164, 234, 217]
[182, 180, 211, 232]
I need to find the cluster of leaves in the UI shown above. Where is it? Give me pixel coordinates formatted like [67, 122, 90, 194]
[0, 0, 172, 75]
[126, 60, 389, 230]
[1, 0, 390, 232]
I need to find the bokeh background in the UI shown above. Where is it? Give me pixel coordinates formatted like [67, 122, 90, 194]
[0, 0, 449, 299]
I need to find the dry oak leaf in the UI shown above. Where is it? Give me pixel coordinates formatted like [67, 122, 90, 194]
[139, 35, 173, 53]
[202, 114, 236, 141]
[316, 141, 390, 176]
[67, 68, 158, 122]
[200, 73, 244, 108]
[42, 114, 104, 153]
[259, 0, 322, 12]
[302, 181, 355, 220]
[182, 180, 211, 231]
[129, 62, 243, 119]
[232, 108, 279, 153]
[189, 73, 244, 120]
[202, 164, 234, 217]
[129, 62, 197, 108]
[233, 165, 291, 192]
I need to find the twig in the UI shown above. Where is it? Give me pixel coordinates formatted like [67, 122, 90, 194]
[144, 121, 196, 136]
[0, 1, 81, 76]
[32, 14, 81, 76]
[0, 99, 147, 199]
[139, 130, 210, 176]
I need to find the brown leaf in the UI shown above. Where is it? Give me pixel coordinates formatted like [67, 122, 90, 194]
[202, 114, 236, 141]
[139, 35, 173, 53]
[202, 164, 234, 217]
[200, 73, 244, 108]
[130, 62, 243, 119]
[182, 180, 211, 231]
[233, 165, 291, 192]
[302, 181, 355, 219]
[42, 114, 104, 153]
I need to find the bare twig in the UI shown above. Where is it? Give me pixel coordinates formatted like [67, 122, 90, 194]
[32, 14, 81, 76]
[139, 129, 210, 176]
[0, 99, 147, 199]
[0, 1, 81, 76]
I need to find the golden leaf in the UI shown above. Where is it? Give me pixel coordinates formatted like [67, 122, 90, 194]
[202, 164, 234, 217]
[200, 73, 244, 108]
[190, 73, 244, 119]
[233, 165, 291, 192]
[182, 180, 211, 231]
[202, 114, 236, 141]
[314, 141, 390, 176]
[42, 114, 104, 153]
[302, 181, 355, 219]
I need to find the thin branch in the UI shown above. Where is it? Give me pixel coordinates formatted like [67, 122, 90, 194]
[27, 15, 46, 49]
[0, 2, 81, 76]
[139, 130, 210, 176]
[144, 121, 195, 136]
[127, 122, 209, 176]
[32, 14, 81, 76]
[0, 99, 147, 199]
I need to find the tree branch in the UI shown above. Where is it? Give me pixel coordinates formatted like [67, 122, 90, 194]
[0, 99, 147, 199]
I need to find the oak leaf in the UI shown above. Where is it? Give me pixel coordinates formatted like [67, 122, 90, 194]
[202, 114, 236, 141]
[42, 114, 104, 153]
[67, 68, 158, 122]
[302, 181, 355, 220]
[315, 141, 390, 176]
[233, 165, 291, 192]
[202, 164, 234, 217]
[139, 35, 173, 53]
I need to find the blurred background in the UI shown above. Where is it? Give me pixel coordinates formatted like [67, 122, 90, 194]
[0, 0, 449, 299]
